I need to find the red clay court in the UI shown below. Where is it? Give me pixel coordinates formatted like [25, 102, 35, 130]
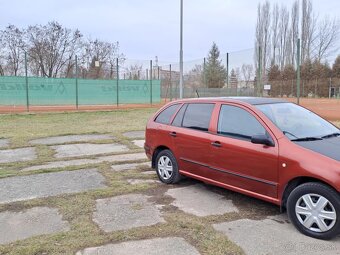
[0, 97, 340, 121]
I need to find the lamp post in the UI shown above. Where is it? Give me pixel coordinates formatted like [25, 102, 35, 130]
[179, 0, 183, 99]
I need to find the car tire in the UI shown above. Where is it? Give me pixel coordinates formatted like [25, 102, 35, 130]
[155, 149, 182, 184]
[287, 182, 340, 240]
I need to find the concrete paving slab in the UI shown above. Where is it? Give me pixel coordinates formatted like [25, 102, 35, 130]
[122, 130, 145, 139]
[110, 162, 150, 172]
[166, 184, 239, 217]
[21, 153, 148, 172]
[0, 207, 70, 245]
[213, 214, 340, 255]
[0, 147, 37, 164]
[0, 138, 9, 148]
[76, 237, 200, 255]
[51, 143, 128, 158]
[0, 169, 106, 204]
[30, 134, 114, 145]
[127, 179, 159, 185]
[132, 139, 145, 148]
[141, 171, 156, 175]
[93, 194, 165, 232]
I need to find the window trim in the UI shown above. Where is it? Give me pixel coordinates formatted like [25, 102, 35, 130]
[216, 103, 275, 145]
[171, 103, 215, 133]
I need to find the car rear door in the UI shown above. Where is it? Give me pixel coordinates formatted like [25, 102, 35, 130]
[209, 103, 279, 198]
[169, 103, 216, 178]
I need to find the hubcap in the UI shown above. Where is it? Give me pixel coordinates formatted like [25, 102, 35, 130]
[295, 194, 336, 233]
[157, 156, 173, 180]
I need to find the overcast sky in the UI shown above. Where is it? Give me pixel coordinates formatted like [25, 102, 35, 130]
[0, 0, 339, 62]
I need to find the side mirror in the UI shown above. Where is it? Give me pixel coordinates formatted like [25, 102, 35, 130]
[251, 134, 274, 147]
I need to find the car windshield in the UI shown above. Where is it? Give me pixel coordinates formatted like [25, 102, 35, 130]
[256, 102, 339, 140]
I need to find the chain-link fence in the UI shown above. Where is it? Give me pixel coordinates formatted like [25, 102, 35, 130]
[1, 47, 339, 112]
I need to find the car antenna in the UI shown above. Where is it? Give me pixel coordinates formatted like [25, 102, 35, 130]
[195, 89, 200, 98]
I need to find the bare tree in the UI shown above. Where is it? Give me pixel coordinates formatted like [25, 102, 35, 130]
[271, 3, 280, 66]
[241, 64, 254, 87]
[278, 6, 289, 69]
[290, 0, 299, 66]
[255, 1, 271, 80]
[313, 17, 340, 62]
[301, 0, 316, 63]
[1, 25, 24, 76]
[25, 21, 82, 77]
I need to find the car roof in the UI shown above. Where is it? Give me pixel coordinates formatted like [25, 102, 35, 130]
[174, 97, 288, 105]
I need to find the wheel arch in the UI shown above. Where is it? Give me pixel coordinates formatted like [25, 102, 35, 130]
[281, 176, 337, 211]
[151, 145, 170, 168]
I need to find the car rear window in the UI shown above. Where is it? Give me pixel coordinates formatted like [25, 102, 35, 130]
[155, 104, 179, 124]
[182, 103, 214, 131]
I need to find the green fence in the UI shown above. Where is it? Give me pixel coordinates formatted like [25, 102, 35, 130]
[0, 76, 161, 107]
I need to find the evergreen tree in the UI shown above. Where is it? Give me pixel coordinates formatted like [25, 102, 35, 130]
[332, 55, 340, 78]
[204, 42, 227, 88]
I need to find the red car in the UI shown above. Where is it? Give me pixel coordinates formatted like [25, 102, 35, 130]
[144, 97, 340, 239]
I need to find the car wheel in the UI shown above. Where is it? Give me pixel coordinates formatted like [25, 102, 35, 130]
[155, 149, 181, 184]
[287, 182, 340, 240]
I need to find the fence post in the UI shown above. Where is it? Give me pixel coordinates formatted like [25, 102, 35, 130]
[25, 52, 29, 112]
[116, 58, 119, 107]
[296, 38, 301, 105]
[150, 60, 153, 105]
[203, 57, 206, 87]
[169, 64, 172, 101]
[75, 55, 79, 110]
[226, 53, 229, 89]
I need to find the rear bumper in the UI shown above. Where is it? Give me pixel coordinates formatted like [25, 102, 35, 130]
[144, 144, 152, 160]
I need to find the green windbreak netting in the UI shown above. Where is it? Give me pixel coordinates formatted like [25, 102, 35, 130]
[0, 76, 161, 106]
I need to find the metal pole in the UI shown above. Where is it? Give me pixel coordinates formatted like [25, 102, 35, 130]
[150, 60, 153, 105]
[75, 55, 79, 110]
[25, 52, 29, 112]
[226, 53, 229, 89]
[158, 66, 160, 80]
[116, 58, 119, 107]
[179, 0, 183, 98]
[170, 64, 172, 101]
[257, 46, 262, 97]
[296, 38, 301, 105]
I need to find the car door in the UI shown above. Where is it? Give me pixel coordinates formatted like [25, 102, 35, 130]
[169, 103, 216, 178]
[210, 103, 279, 198]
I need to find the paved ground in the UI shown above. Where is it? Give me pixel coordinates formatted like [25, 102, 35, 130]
[21, 152, 147, 171]
[51, 143, 128, 158]
[213, 214, 340, 255]
[122, 130, 145, 139]
[0, 207, 70, 245]
[166, 184, 238, 216]
[132, 139, 145, 148]
[0, 139, 9, 148]
[93, 194, 165, 232]
[0, 169, 106, 204]
[2, 129, 340, 254]
[76, 237, 200, 255]
[0, 147, 37, 163]
[29, 134, 115, 145]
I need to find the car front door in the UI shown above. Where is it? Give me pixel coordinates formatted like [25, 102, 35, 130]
[210, 103, 279, 198]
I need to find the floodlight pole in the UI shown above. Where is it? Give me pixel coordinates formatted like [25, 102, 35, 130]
[179, 0, 184, 99]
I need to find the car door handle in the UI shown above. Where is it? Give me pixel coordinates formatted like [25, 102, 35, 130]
[211, 141, 221, 147]
[169, 132, 177, 137]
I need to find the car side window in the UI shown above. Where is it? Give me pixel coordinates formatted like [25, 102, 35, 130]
[172, 104, 188, 127]
[182, 103, 214, 131]
[155, 104, 179, 125]
[218, 105, 267, 141]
